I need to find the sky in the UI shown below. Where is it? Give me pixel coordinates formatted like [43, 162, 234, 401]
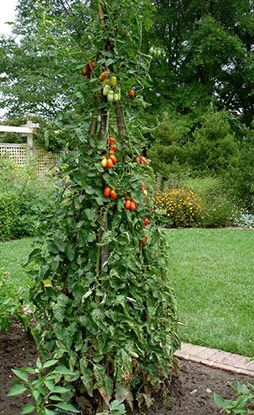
[0, 0, 18, 36]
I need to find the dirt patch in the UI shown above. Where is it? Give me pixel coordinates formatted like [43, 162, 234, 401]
[0, 324, 253, 415]
[0, 322, 37, 415]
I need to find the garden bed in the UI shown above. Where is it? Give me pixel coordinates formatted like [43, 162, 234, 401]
[1, 323, 253, 415]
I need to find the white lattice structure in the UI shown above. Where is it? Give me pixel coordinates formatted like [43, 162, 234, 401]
[0, 142, 28, 165]
[0, 121, 58, 173]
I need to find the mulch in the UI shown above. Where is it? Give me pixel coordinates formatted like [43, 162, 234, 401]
[0, 323, 252, 415]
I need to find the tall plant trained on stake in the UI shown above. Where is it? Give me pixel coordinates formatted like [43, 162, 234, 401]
[15, 1, 180, 413]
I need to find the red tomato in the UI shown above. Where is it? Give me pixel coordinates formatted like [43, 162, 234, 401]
[103, 187, 111, 198]
[110, 189, 117, 200]
[107, 159, 113, 168]
[125, 200, 132, 210]
[110, 154, 117, 164]
[111, 144, 117, 153]
[140, 156, 147, 164]
[130, 201, 137, 211]
[144, 218, 150, 226]
[108, 136, 115, 146]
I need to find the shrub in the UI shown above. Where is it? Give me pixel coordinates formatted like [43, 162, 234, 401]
[180, 176, 240, 227]
[200, 194, 240, 227]
[0, 157, 54, 240]
[186, 109, 240, 176]
[230, 129, 254, 211]
[0, 192, 21, 241]
[155, 187, 202, 227]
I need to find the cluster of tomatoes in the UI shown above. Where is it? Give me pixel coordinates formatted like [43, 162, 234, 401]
[124, 197, 137, 211]
[100, 135, 150, 246]
[83, 62, 136, 100]
[101, 136, 117, 169]
[103, 186, 117, 200]
[98, 71, 121, 102]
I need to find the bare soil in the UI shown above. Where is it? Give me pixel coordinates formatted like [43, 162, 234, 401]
[0, 323, 252, 415]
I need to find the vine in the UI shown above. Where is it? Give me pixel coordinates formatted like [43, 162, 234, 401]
[9, 1, 180, 414]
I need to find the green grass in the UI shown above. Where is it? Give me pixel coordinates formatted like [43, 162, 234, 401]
[166, 228, 254, 357]
[1, 231, 254, 357]
[0, 238, 33, 331]
[0, 237, 33, 278]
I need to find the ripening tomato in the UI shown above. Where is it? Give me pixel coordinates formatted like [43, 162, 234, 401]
[99, 71, 109, 82]
[110, 154, 117, 164]
[111, 144, 117, 153]
[110, 189, 117, 200]
[144, 218, 150, 226]
[124, 200, 132, 210]
[128, 87, 135, 97]
[140, 235, 148, 246]
[140, 156, 147, 164]
[101, 158, 108, 168]
[108, 136, 115, 146]
[107, 158, 113, 168]
[103, 187, 111, 198]
[130, 201, 137, 211]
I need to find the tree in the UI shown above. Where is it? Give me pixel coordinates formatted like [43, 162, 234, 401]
[0, 0, 90, 119]
[148, 0, 254, 126]
[13, 2, 179, 413]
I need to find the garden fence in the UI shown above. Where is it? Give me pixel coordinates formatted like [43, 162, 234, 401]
[0, 122, 58, 174]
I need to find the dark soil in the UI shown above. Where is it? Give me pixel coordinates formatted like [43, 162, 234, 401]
[0, 323, 253, 415]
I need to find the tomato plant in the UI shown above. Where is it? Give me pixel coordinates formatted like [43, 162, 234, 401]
[23, 1, 180, 414]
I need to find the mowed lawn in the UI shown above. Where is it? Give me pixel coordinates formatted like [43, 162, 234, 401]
[166, 228, 254, 357]
[0, 229, 254, 356]
[0, 237, 32, 278]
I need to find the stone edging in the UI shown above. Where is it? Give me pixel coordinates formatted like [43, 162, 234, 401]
[174, 343, 254, 377]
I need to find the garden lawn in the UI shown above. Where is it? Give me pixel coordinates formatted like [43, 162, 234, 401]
[0, 238, 33, 277]
[0, 238, 33, 331]
[166, 228, 254, 357]
[1, 231, 254, 357]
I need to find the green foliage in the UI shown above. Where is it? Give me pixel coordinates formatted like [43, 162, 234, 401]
[230, 129, 254, 211]
[0, 192, 20, 241]
[29, 146, 179, 411]
[11, 1, 180, 413]
[148, 0, 254, 126]
[148, 108, 240, 179]
[155, 187, 202, 227]
[180, 177, 240, 228]
[200, 194, 240, 228]
[97, 400, 126, 415]
[186, 109, 240, 175]
[0, 267, 31, 332]
[8, 358, 79, 414]
[148, 110, 192, 179]
[214, 382, 254, 414]
[0, 157, 54, 240]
